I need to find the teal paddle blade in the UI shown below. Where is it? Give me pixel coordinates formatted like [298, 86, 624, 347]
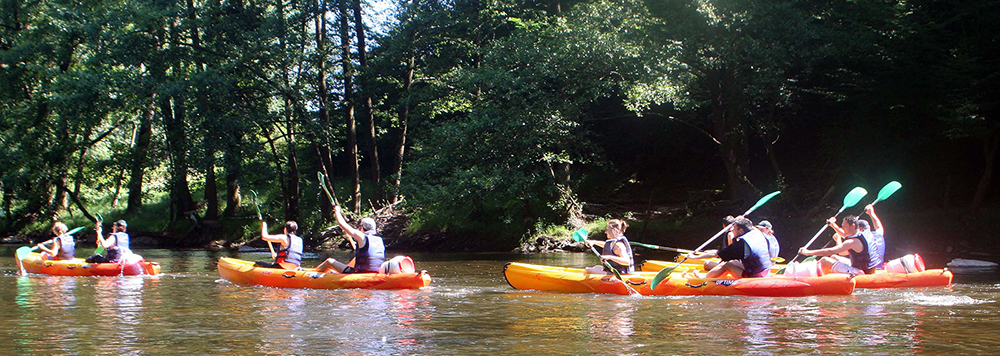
[875, 181, 902, 203]
[571, 228, 588, 242]
[747, 191, 781, 214]
[842, 187, 868, 208]
[67, 226, 85, 235]
[16, 246, 35, 260]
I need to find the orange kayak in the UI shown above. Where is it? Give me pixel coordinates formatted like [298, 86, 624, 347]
[217, 257, 431, 290]
[19, 252, 160, 276]
[503, 262, 855, 297]
[640, 259, 953, 288]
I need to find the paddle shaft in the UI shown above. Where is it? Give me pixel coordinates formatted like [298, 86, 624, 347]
[817, 197, 890, 249]
[250, 190, 277, 259]
[629, 242, 694, 254]
[788, 206, 848, 264]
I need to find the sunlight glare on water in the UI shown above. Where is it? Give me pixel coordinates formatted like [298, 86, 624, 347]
[1, 248, 1000, 355]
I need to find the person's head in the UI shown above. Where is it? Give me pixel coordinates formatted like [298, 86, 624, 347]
[605, 219, 628, 238]
[726, 216, 754, 235]
[51, 222, 68, 236]
[841, 215, 860, 235]
[361, 218, 376, 233]
[113, 220, 127, 232]
[856, 219, 870, 232]
[756, 220, 773, 235]
[284, 221, 298, 234]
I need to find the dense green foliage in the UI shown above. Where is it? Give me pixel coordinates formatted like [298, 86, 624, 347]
[1, 0, 997, 248]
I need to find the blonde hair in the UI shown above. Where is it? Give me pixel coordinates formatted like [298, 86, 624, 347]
[607, 219, 628, 233]
[52, 222, 68, 235]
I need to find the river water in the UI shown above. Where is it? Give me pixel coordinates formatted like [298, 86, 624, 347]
[1, 248, 998, 355]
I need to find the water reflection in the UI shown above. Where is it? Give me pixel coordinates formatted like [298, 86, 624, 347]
[1, 250, 999, 355]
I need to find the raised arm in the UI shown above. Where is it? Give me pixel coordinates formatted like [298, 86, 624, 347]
[866, 204, 884, 235]
[335, 205, 364, 247]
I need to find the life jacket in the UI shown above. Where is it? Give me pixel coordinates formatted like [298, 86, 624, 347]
[601, 236, 634, 275]
[353, 232, 385, 273]
[56, 234, 75, 260]
[848, 230, 885, 274]
[737, 229, 772, 276]
[764, 232, 780, 259]
[106, 232, 132, 262]
[275, 234, 304, 267]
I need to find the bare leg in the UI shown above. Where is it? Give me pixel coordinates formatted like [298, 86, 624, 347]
[315, 258, 349, 274]
[818, 257, 836, 275]
[706, 261, 745, 278]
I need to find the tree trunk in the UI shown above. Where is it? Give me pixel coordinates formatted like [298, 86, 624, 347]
[126, 96, 155, 215]
[708, 68, 758, 202]
[352, 0, 381, 202]
[971, 130, 999, 213]
[339, 0, 361, 212]
[315, 0, 335, 219]
[391, 49, 416, 203]
[112, 123, 138, 207]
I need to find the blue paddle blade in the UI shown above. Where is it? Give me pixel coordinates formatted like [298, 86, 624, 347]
[571, 228, 588, 242]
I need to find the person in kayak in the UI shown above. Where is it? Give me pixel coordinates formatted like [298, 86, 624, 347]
[687, 216, 773, 278]
[315, 205, 385, 274]
[799, 204, 886, 275]
[86, 220, 132, 263]
[37, 221, 75, 260]
[756, 220, 780, 260]
[583, 219, 634, 275]
[254, 220, 303, 270]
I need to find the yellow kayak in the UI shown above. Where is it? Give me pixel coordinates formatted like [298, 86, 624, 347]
[217, 257, 431, 290]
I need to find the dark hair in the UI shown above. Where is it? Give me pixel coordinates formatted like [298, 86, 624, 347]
[842, 215, 859, 228]
[285, 221, 298, 234]
[726, 216, 754, 233]
[856, 219, 870, 231]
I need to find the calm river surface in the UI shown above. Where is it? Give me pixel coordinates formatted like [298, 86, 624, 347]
[1, 248, 998, 355]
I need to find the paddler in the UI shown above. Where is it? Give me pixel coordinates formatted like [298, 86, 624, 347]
[756, 220, 780, 260]
[315, 205, 385, 274]
[87, 220, 131, 263]
[799, 204, 885, 275]
[37, 221, 75, 261]
[583, 219, 634, 275]
[254, 220, 304, 270]
[687, 216, 772, 278]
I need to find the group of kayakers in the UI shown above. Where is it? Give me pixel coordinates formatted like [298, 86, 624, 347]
[34, 219, 132, 264]
[582, 204, 887, 279]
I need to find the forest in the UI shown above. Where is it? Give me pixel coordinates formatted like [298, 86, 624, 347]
[1, 0, 998, 252]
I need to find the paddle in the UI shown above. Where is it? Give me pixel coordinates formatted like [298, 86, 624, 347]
[629, 241, 786, 263]
[570, 228, 626, 282]
[16, 226, 86, 275]
[94, 213, 105, 255]
[816, 181, 902, 250]
[250, 190, 276, 259]
[650, 191, 781, 290]
[872, 181, 902, 206]
[319, 171, 357, 267]
[782, 187, 868, 271]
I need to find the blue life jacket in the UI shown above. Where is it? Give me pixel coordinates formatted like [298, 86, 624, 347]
[276, 234, 304, 267]
[601, 236, 634, 274]
[764, 233, 779, 259]
[848, 230, 885, 274]
[738, 229, 772, 276]
[56, 234, 75, 260]
[353, 232, 385, 273]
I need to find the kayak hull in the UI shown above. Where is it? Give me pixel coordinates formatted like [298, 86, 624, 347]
[640, 259, 953, 288]
[217, 257, 431, 290]
[19, 252, 160, 276]
[504, 262, 855, 297]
